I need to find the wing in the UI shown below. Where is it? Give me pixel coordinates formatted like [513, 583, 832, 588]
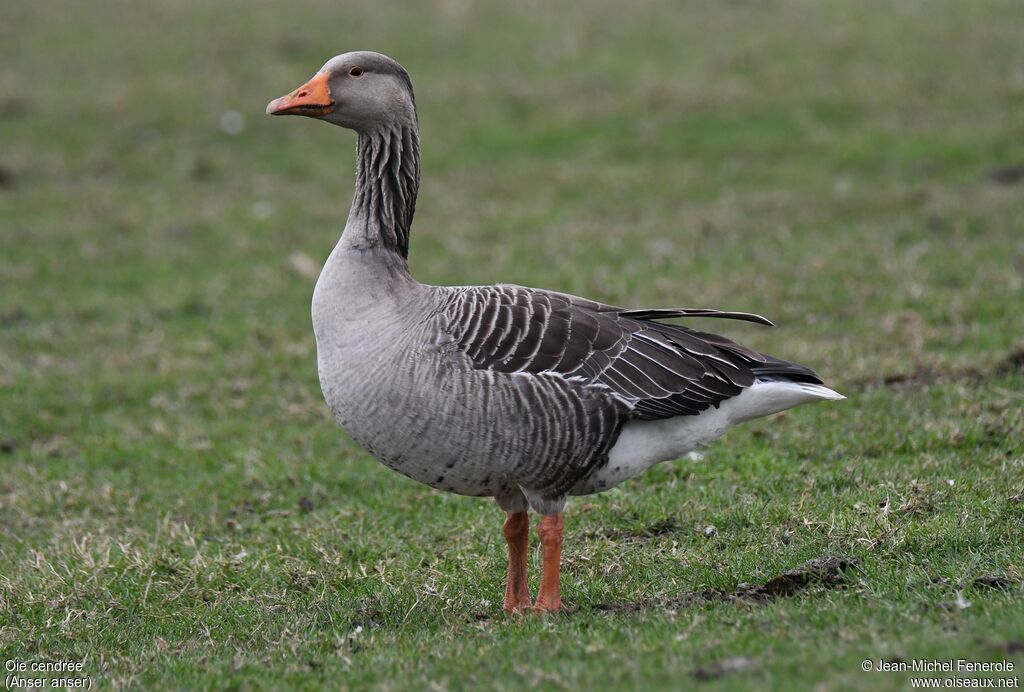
[434, 284, 792, 420]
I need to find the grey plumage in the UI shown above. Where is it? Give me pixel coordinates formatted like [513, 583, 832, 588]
[273, 50, 842, 517]
[436, 285, 823, 422]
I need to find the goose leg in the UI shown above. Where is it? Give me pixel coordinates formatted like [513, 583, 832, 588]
[533, 513, 563, 612]
[503, 511, 532, 613]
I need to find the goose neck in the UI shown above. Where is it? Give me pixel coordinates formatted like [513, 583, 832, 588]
[342, 122, 420, 260]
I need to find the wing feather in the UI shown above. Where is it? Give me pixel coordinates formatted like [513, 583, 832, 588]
[438, 285, 810, 422]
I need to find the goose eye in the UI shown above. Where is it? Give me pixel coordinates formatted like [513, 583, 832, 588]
[348, 66, 363, 77]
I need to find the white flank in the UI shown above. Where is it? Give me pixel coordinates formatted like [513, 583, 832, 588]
[578, 381, 845, 494]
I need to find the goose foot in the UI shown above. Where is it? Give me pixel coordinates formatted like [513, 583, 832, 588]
[502, 511, 532, 613]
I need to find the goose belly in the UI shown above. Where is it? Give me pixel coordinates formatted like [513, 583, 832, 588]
[320, 377, 498, 497]
[344, 418, 506, 496]
[572, 405, 732, 495]
[317, 351, 535, 498]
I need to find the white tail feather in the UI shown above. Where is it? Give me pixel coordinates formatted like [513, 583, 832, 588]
[726, 381, 845, 424]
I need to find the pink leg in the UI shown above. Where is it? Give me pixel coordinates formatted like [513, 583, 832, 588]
[502, 511, 532, 613]
[534, 514, 563, 612]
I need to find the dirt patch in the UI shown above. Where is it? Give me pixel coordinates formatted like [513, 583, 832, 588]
[1, 306, 28, 326]
[691, 656, 759, 680]
[0, 96, 29, 118]
[854, 366, 988, 392]
[860, 368, 955, 392]
[585, 518, 682, 541]
[972, 574, 1016, 591]
[592, 555, 858, 613]
[995, 348, 1024, 376]
[853, 348, 1024, 392]
[923, 573, 1017, 592]
[732, 556, 858, 600]
[990, 164, 1024, 185]
[350, 608, 384, 631]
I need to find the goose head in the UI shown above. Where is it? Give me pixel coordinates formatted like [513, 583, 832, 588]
[266, 51, 416, 133]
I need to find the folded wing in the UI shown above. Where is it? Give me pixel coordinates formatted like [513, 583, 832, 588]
[436, 284, 819, 420]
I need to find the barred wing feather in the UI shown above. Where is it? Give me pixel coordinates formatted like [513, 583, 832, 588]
[437, 285, 812, 420]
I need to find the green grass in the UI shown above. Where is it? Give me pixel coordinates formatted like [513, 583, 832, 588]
[2, 0, 1024, 689]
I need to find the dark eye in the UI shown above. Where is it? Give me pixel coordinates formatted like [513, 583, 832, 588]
[348, 66, 363, 77]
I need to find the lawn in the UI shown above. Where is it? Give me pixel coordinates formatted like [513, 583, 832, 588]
[1, 0, 1023, 689]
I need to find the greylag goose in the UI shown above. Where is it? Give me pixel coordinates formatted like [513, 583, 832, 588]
[267, 52, 843, 613]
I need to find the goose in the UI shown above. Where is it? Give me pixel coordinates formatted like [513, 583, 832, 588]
[266, 51, 843, 614]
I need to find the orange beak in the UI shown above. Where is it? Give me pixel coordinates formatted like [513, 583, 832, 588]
[266, 72, 334, 117]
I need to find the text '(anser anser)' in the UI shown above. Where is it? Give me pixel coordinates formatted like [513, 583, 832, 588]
[267, 52, 843, 613]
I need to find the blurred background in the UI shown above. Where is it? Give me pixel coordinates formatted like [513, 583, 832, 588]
[4, 1, 1023, 385]
[2, 0, 1023, 687]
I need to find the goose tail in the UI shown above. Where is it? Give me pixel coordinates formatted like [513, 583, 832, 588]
[722, 354, 844, 424]
[726, 379, 844, 425]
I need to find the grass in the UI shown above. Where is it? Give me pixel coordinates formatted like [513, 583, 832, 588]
[2, 0, 1023, 689]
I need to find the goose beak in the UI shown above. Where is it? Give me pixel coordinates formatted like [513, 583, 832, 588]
[266, 72, 334, 117]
